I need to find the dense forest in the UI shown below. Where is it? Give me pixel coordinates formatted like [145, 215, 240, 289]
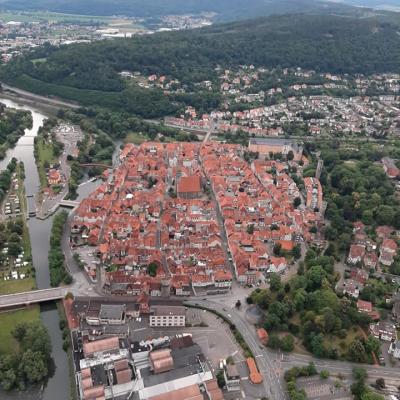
[2, 14, 400, 118]
[0, 0, 355, 21]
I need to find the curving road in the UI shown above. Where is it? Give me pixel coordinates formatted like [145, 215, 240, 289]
[186, 298, 286, 400]
[186, 298, 400, 400]
[1, 82, 79, 109]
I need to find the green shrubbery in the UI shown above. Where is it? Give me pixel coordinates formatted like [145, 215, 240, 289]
[49, 211, 71, 286]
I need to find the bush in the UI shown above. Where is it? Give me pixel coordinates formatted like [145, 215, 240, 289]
[320, 370, 330, 379]
[59, 319, 66, 330]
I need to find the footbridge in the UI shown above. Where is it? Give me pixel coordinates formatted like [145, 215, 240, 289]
[0, 287, 68, 309]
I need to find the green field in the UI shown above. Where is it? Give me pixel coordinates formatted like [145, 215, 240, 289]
[0, 277, 36, 294]
[0, 10, 112, 23]
[124, 132, 148, 145]
[0, 306, 40, 354]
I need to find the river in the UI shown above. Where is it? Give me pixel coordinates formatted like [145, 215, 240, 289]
[0, 98, 70, 400]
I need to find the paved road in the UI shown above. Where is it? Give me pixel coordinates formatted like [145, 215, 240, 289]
[1, 82, 79, 109]
[187, 298, 400, 399]
[284, 352, 400, 383]
[186, 298, 286, 400]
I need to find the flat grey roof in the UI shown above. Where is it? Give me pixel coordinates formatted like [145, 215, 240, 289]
[226, 363, 240, 379]
[142, 344, 205, 388]
[100, 304, 126, 320]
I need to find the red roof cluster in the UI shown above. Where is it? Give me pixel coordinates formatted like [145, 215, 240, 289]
[71, 141, 323, 292]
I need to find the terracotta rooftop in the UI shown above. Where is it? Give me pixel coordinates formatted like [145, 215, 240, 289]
[178, 175, 201, 193]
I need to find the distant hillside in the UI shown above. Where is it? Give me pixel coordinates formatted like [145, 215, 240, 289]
[2, 14, 400, 117]
[0, 0, 357, 21]
[342, 0, 400, 8]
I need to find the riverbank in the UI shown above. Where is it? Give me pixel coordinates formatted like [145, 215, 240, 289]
[0, 90, 61, 117]
[1, 82, 79, 113]
[0, 97, 71, 400]
[0, 105, 32, 160]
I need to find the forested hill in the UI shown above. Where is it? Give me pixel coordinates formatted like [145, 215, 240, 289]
[2, 14, 400, 116]
[0, 0, 355, 21]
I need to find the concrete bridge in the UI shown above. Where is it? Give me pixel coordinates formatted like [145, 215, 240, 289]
[59, 199, 80, 208]
[0, 287, 68, 309]
[79, 163, 110, 169]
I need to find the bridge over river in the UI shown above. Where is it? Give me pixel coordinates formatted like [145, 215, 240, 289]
[0, 287, 68, 309]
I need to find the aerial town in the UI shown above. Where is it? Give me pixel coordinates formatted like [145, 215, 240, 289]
[1, 2, 400, 400]
[0, 13, 214, 63]
[136, 66, 400, 140]
[70, 140, 321, 294]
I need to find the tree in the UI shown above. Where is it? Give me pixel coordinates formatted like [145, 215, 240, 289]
[273, 243, 282, 256]
[324, 226, 337, 241]
[269, 273, 282, 292]
[216, 370, 225, 388]
[267, 334, 281, 349]
[20, 350, 48, 384]
[235, 300, 241, 308]
[293, 197, 301, 208]
[8, 242, 21, 257]
[293, 289, 306, 311]
[353, 367, 367, 382]
[305, 265, 326, 291]
[147, 262, 158, 277]
[321, 307, 338, 333]
[361, 210, 374, 225]
[12, 322, 28, 341]
[281, 334, 295, 352]
[375, 378, 385, 389]
[292, 244, 301, 260]
[0, 368, 16, 390]
[365, 336, 381, 357]
[308, 333, 326, 357]
[375, 205, 395, 226]
[287, 150, 294, 161]
[306, 362, 317, 376]
[348, 339, 367, 363]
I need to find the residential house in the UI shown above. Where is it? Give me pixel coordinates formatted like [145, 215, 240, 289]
[370, 321, 397, 342]
[347, 245, 365, 265]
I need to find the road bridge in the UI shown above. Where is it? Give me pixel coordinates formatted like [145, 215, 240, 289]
[0, 287, 68, 309]
[59, 199, 80, 208]
[79, 163, 110, 169]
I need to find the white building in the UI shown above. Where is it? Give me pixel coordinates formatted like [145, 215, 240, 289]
[149, 305, 186, 327]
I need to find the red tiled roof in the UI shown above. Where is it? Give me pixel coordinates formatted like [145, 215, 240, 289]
[178, 175, 201, 193]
